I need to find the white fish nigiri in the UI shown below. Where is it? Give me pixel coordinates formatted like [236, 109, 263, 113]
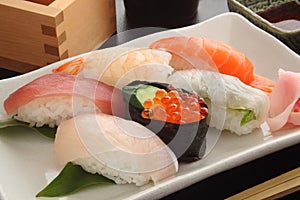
[168, 69, 270, 135]
[54, 113, 178, 186]
[53, 47, 173, 87]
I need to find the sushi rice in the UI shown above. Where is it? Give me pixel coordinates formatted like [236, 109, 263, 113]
[14, 96, 100, 128]
[74, 156, 152, 186]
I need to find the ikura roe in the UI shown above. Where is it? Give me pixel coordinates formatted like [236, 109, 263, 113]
[122, 81, 210, 162]
[141, 88, 208, 124]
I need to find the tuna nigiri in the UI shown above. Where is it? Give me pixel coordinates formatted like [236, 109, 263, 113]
[4, 73, 125, 127]
[55, 113, 178, 186]
[150, 36, 275, 94]
[52, 48, 173, 87]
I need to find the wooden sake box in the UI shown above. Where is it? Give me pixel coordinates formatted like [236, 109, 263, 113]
[0, 0, 116, 73]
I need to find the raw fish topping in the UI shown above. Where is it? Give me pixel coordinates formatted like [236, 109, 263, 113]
[150, 36, 255, 84]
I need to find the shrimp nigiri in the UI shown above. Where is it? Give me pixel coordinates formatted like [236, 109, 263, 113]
[53, 47, 174, 87]
[150, 36, 275, 94]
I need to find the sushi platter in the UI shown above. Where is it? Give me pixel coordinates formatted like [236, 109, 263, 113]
[0, 13, 300, 200]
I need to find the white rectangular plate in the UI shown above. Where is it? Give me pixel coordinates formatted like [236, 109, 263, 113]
[0, 13, 300, 200]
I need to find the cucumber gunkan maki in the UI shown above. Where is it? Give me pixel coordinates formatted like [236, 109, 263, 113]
[122, 81, 209, 162]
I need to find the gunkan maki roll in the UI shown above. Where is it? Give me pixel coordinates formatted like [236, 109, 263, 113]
[122, 81, 209, 162]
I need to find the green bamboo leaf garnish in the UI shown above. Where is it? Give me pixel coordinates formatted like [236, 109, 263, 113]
[36, 162, 114, 197]
[0, 118, 56, 139]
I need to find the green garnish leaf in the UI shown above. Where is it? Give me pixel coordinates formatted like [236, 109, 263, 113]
[238, 109, 256, 126]
[36, 162, 114, 197]
[0, 118, 56, 139]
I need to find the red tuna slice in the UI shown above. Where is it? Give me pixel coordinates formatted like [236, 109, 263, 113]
[267, 69, 300, 131]
[4, 73, 125, 117]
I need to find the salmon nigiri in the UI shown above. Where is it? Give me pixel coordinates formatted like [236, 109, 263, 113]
[150, 36, 275, 94]
[4, 73, 125, 127]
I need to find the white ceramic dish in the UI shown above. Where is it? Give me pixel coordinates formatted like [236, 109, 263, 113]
[0, 13, 300, 200]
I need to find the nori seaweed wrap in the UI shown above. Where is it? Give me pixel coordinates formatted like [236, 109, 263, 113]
[122, 81, 209, 162]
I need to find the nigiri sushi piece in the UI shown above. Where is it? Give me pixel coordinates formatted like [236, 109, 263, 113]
[167, 69, 270, 135]
[122, 81, 209, 162]
[53, 47, 173, 87]
[4, 73, 125, 127]
[150, 36, 275, 94]
[55, 113, 178, 186]
[267, 69, 300, 132]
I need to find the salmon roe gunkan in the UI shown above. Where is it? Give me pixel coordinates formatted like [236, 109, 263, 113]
[141, 88, 208, 124]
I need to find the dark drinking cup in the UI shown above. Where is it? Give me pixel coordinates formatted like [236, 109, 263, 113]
[123, 0, 200, 28]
